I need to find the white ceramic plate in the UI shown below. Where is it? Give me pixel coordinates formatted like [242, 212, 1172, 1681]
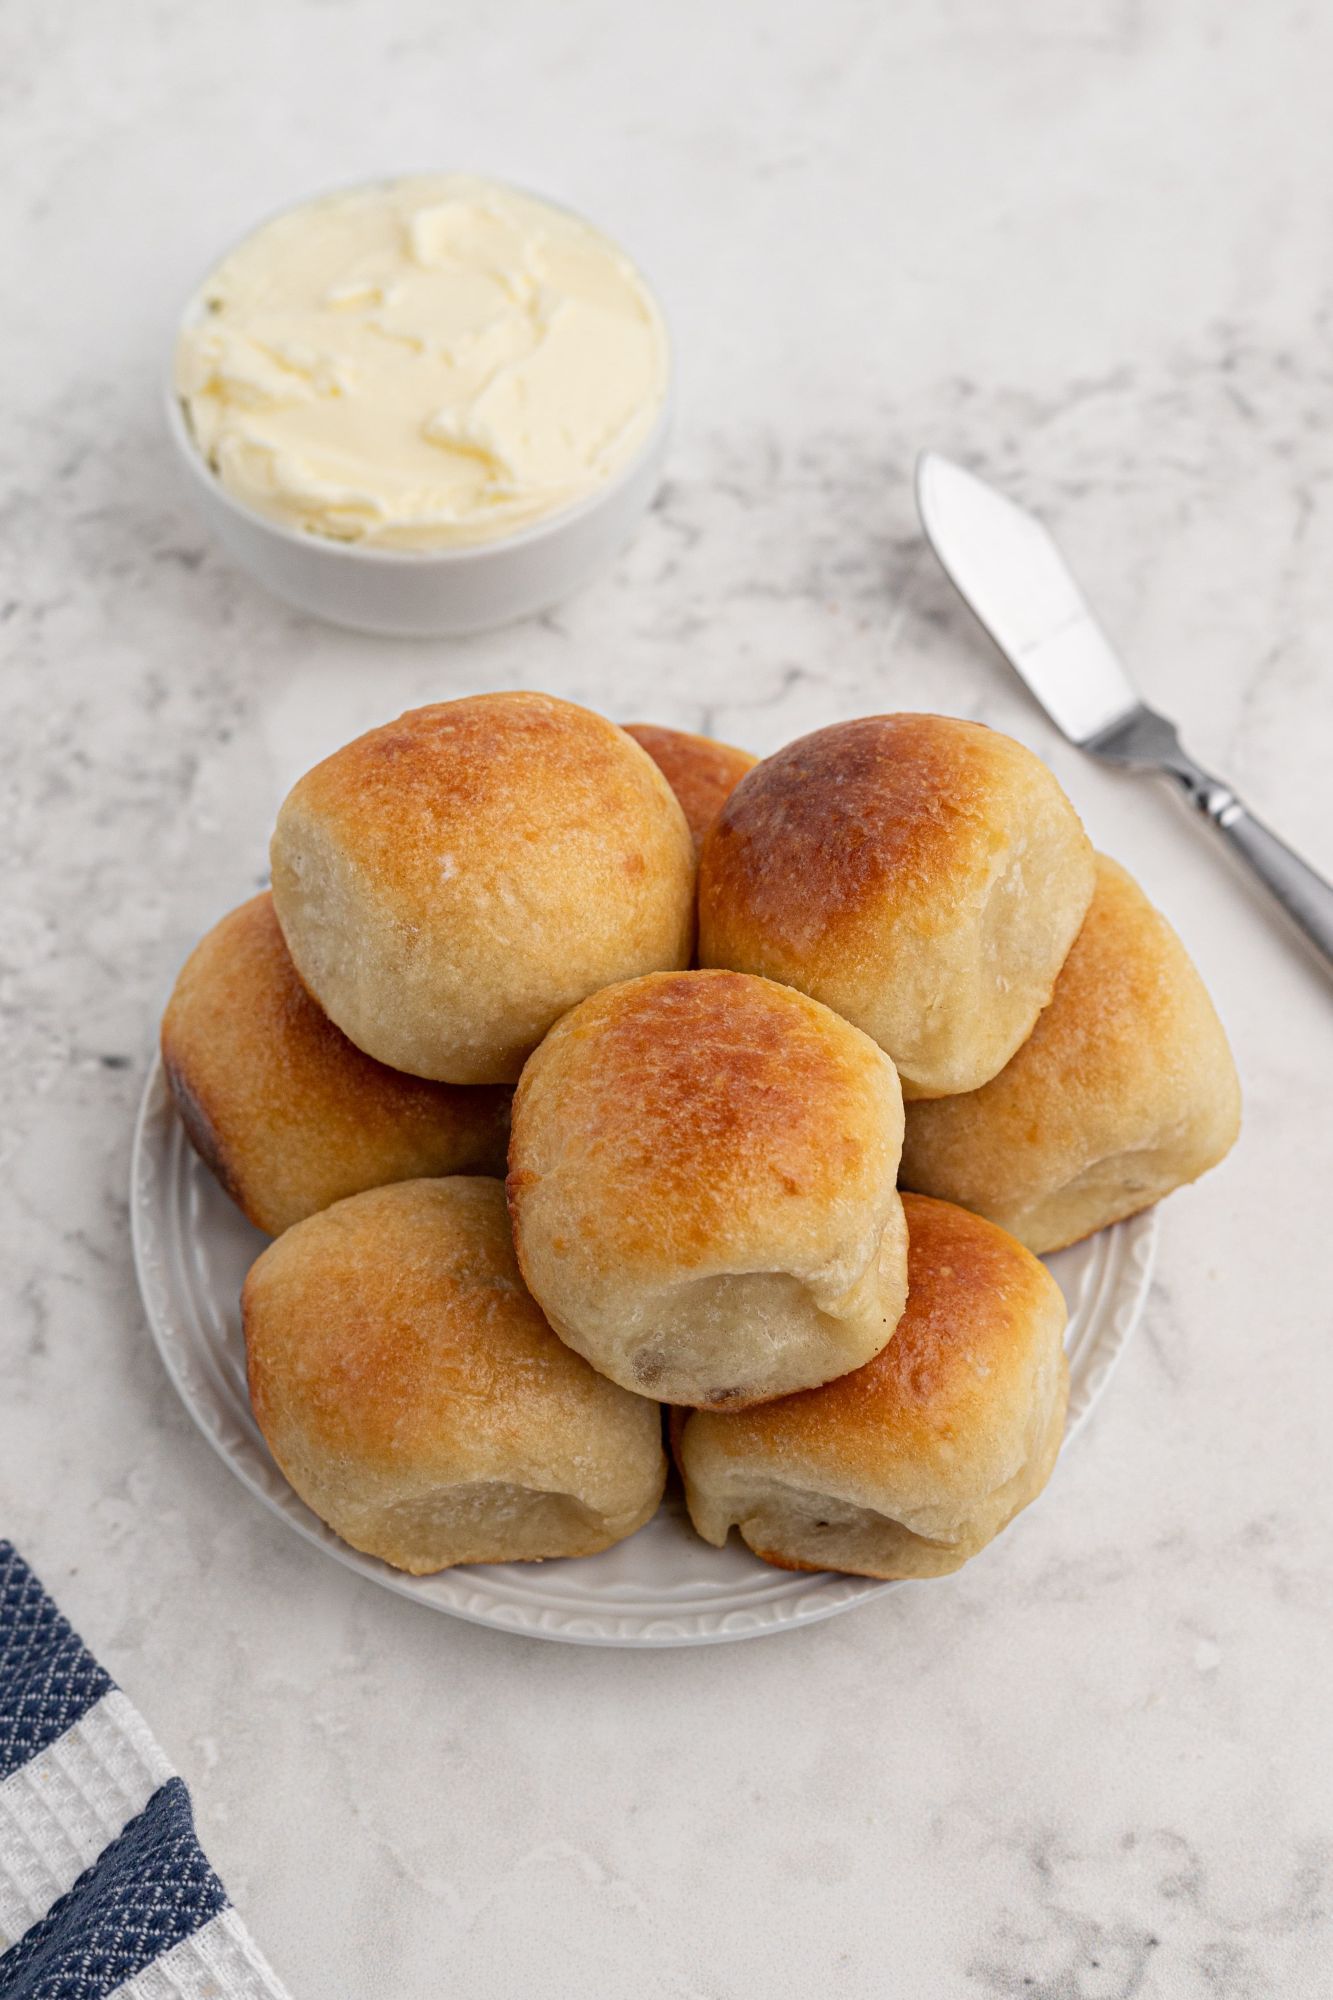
[131, 1057, 1156, 1647]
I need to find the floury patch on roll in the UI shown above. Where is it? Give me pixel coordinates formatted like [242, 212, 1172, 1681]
[507, 969, 909, 1408]
[676, 1194, 1069, 1579]
[698, 713, 1096, 1099]
[622, 723, 757, 854]
[161, 893, 510, 1236]
[900, 855, 1242, 1252]
[270, 692, 695, 1084]
[243, 1178, 667, 1572]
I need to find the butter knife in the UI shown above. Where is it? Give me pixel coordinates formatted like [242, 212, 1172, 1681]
[916, 451, 1333, 979]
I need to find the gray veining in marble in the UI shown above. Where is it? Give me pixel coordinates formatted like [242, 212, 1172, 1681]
[3, 2, 1332, 1995]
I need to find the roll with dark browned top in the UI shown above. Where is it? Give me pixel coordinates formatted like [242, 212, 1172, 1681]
[698, 713, 1096, 1099]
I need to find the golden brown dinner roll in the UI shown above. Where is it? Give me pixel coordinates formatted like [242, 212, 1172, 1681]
[622, 723, 758, 852]
[900, 855, 1241, 1253]
[697, 713, 1095, 1099]
[161, 894, 511, 1236]
[243, 1177, 666, 1572]
[507, 969, 908, 1409]
[271, 693, 695, 1084]
[677, 1193, 1069, 1579]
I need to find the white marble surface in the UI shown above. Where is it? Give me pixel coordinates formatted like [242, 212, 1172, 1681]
[3, 2, 1331, 1993]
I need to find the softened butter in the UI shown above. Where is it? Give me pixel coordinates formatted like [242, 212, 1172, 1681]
[175, 176, 669, 550]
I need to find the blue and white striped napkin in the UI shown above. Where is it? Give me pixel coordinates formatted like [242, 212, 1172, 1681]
[0, 1543, 291, 1999]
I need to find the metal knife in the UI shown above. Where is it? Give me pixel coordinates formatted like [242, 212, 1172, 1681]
[916, 451, 1333, 980]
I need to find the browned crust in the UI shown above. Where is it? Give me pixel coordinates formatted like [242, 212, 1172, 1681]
[689, 1193, 1062, 1464]
[159, 1035, 248, 1215]
[268, 693, 697, 1083]
[745, 1546, 826, 1575]
[507, 969, 893, 1269]
[699, 714, 1031, 955]
[243, 1180, 559, 1463]
[899, 855, 1242, 1246]
[622, 723, 757, 850]
[241, 1178, 665, 1499]
[161, 893, 511, 1233]
[277, 693, 693, 918]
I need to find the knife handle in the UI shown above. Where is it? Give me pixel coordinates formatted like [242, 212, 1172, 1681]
[1163, 755, 1333, 978]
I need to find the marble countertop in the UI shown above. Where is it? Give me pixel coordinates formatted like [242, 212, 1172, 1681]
[4, 2, 1331, 1993]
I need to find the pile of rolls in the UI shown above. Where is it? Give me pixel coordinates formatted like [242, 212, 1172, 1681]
[161, 692, 1240, 1581]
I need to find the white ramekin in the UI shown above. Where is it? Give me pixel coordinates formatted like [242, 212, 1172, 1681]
[165, 203, 673, 639]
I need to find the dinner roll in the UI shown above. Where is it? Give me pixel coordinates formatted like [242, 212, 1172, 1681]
[677, 1193, 1069, 1579]
[507, 969, 908, 1408]
[271, 693, 695, 1083]
[698, 713, 1096, 1098]
[243, 1178, 666, 1572]
[900, 855, 1241, 1252]
[162, 894, 510, 1235]
[623, 723, 757, 852]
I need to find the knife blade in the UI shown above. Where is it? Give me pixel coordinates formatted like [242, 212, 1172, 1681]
[914, 451, 1140, 746]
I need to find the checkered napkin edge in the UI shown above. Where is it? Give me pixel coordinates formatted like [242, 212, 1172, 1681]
[0, 1542, 292, 2000]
